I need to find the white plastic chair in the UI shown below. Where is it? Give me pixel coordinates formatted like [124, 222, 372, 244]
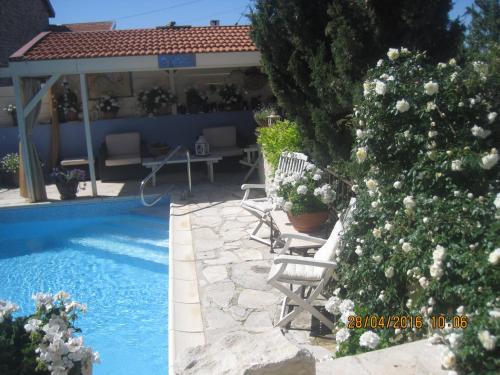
[267, 198, 356, 330]
[240, 152, 308, 245]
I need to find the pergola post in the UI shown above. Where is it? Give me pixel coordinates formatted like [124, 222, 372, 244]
[168, 70, 177, 115]
[79, 73, 98, 196]
[12, 75, 34, 199]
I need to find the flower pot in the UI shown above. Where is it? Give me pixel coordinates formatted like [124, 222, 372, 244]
[55, 179, 79, 200]
[3, 171, 19, 187]
[287, 211, 329, 233]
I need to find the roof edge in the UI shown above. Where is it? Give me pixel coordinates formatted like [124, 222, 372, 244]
[43, 0, 56, 17]
[9, 32, 52, 62]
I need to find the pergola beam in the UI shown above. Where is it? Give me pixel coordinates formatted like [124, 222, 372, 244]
[79, 73, 98, 197]
[23, 74, 60, 117]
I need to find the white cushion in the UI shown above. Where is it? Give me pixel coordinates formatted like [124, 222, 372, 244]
[105, 155, 141, 167]
[211, 146, 243, 157]
[61, 158, 88, 166]
[314, 220, 343, 262]
[203, 126, 236, 148]
[106, 132, 140, 157]
[241, 198, 273, 213]
[271, 262, 324, 283]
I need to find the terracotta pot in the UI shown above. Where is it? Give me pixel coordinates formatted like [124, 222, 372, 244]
[287, 211, 329, 233]
[55, 179, 79, 200]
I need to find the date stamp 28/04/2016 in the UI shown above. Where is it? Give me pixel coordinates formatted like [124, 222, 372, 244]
[347, 315, 469, 330]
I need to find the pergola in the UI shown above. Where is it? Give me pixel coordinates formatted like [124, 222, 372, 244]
[3, 26, 260, 202]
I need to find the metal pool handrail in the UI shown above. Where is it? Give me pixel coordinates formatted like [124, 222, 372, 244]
[140, 145, 181, 207]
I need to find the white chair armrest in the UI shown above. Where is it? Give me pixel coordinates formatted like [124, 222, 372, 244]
[280, 233, 327, 245]
[241, 184, 266, 190]
[273, 255, 337, 269]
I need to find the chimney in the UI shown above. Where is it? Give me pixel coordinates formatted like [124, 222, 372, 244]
[210, 20, 220, 27]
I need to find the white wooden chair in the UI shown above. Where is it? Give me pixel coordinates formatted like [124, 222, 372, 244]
[267, 198, 356, 330]
[240, 152, 308, 245]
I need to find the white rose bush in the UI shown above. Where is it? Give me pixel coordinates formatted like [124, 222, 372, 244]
[330, 49, 499, 374]
[0, 291, 99, 375]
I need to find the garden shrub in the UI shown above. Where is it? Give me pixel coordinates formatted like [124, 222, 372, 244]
[330, 49, 499, 374]
[257, 119, 302, 170]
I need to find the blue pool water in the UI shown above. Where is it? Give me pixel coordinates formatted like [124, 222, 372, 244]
[0, 198, 169, 375]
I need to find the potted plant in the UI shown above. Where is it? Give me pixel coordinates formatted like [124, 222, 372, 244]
[273, 163, 335, 232]
[97, 95, 120, 119]
[57, 82, 80, 122]
[0, 292, 99, 375]
[3, 104, 17, 126]
[218, 84, 245, 111]
[0, 153, 20, 187]
[137, 86, 176, 117]
[50, 168, 86, 200]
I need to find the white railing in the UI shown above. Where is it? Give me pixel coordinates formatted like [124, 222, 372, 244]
[140, 145, 182, 207]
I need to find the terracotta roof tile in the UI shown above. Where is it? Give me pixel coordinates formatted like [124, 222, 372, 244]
[11, 25, 257, 61]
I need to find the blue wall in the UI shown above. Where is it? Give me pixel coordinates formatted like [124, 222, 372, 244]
[0, 111, 257, 162]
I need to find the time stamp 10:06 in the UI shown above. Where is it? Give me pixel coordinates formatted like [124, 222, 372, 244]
[347, 315, 469, 330]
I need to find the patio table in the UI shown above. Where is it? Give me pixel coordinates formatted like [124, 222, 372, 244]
[142, 154, 222, 186]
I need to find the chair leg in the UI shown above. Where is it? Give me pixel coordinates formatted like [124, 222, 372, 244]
[272, 281, 335, 331]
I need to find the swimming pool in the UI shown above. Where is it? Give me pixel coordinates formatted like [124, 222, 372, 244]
[0, 197, 169, 375]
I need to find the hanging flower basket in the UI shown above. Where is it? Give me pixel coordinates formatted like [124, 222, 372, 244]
[287, 211, 329, 233]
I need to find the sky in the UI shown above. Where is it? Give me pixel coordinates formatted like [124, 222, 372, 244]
[50, 0, 475, 30]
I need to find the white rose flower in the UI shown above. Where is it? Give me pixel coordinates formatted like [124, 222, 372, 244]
[489, 310, 500, 320]
[377, 59, 383, 67]
[493, 193, 500, 209]
[359, 331, 380, 349]
[384, 223, 393, 231]
[402, 242, 412, 253]
[423, 217, 429, 223]
[325, 296, 342, 314]
[437, 62, 447, 69]
[488, 248, 500, 265]
[403, 195, 416, 210]
[424, 81, 439, 95]
[355, 245, 363, 256]
[297, 185, 308, 195]
[396, 99, 410, 113]
[356, 129, 364, 139]
[428, 130, 438, 138]
[313, 173, 322, 181]
[339, 299, 355, 314]
[481, 149, 499, 170]
[365, 178, 378, 191]
[340, 311, 354, 325]
[478, 330, 497, 351]
[450, 72, 458, 82]
[372, 255, 383, 263]
[430, 263, 444, 279]
[372, 228, 382, 238]
[456, 306, 465, 315]
[451, 160, 462, 171]
[371, 201, 379, 209]
[419, 276, 429, 288]
[448, 58, 457, 66]
[471, 125, 491, 139]
[433, 245, 446, 262]
[487, 112, 497, 124]
[336, 328, 351, 344]
[441, 348, 456, 369]
[283, 201, 293, 212]
[387, 48, 399, 61]
[375, 80, 387, 95]
[385, 266, 395, 278]
[393, 181, 402, 189]
[356, 147, 367, 163]
[363, 81, 372, 96]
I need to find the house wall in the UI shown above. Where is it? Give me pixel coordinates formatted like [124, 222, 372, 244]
[0, 111, 257, 163]
[0, 0, 52, 84]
